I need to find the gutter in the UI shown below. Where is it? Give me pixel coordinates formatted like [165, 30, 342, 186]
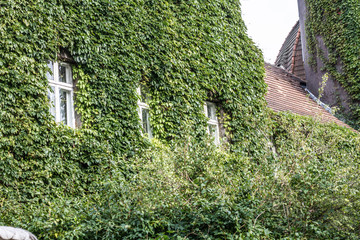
[304, 88, 333, 114]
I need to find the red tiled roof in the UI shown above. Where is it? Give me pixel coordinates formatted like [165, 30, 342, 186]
[265, 63, 351, 129]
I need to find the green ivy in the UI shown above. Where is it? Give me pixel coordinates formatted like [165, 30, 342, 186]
[0, 0, 267, 152]
[4, 0, 359, 239]
[0, 0, 267, 237]
[305, 0, 360, 126]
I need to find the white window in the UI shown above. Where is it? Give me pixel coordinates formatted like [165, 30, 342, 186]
[47, 61, 75, 127]
[137, 86, 152, 138]
[204, 102, 219, 145]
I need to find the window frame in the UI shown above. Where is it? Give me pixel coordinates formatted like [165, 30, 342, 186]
[47, 61, 75, 128]
[204, 101, 220, 145]
[137, 86, 152, 138]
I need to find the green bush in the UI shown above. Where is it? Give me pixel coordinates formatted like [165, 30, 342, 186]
[257, 112, 360, 239]
[1, 0, 360, 239]
[2, 112, 360, 239]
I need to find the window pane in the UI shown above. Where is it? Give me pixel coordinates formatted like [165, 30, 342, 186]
[47, 61, 54, 80]
[48, 86, 56, 119]
[208, 124, 217, 137]
[142, 108, 149, 133]
[140, 85, 149, 103]
[60, 89, 68, 124]
[59, 64, 67, 83]
[141, 108, 152, 137]
[207, 104, 216, 120]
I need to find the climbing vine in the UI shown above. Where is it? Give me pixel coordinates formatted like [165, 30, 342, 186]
[305, 0, 360, 126]
[0, 0, 267, 234]
[1, 1, 360, 239]
[0, 0, 267, 153]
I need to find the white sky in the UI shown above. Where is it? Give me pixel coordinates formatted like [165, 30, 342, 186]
[240, 0, 299, 63]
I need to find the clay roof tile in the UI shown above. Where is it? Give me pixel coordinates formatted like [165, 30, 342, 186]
[264, 63, 352, 130]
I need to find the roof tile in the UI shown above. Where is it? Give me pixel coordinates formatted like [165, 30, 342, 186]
[264, 63, 352, 129]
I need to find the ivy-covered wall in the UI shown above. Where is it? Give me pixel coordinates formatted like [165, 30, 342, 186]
[0, 0, 266, 231]
[303, 0, 360, 127]
[0, 0, 266, 152]
[2, 1, 360, 239]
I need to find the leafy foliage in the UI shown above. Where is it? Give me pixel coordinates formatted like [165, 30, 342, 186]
[0, 0, 266, 238]
[1, 0, 360, 239]
[0, 0, 267, 150]
[2, 111, 360, 239]
[261, 112, 360, 239]
[305, 0, 360, 126]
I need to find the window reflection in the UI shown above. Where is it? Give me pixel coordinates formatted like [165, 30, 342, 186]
[60, 89, 68, 125]
[59, 64, 67, 83]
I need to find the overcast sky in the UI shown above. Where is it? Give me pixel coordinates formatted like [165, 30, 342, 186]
[240, 0, 299, 64]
